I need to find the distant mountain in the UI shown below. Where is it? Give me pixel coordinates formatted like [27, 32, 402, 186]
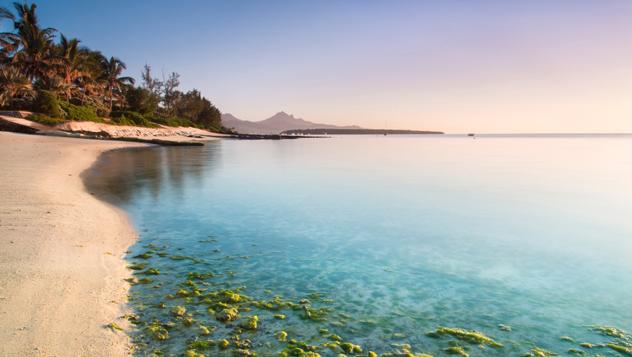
[221, 111, 361, 134]
[281, 128, 444, 135]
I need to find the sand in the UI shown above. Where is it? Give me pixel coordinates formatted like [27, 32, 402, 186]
[0, 132, 148, 356]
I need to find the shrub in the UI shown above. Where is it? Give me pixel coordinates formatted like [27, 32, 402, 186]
[110, 110, 154, 127]
[151, 116, 195, 128]
[27, 113, 65, 126]
[59, 101, 102, 122]
[32, 90, 61, 118]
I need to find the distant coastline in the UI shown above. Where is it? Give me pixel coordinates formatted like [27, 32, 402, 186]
[281, 128, 444, 135]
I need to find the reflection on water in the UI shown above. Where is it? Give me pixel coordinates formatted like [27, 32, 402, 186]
[85, 141, 220, 205]
[86, 136, 632, 356]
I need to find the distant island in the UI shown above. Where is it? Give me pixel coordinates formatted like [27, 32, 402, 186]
[282, 128, 444, 135]
[221, 111, 362, 134]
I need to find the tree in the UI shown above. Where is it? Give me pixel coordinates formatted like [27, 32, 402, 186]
[174, 89, 222, 131]
[55, 34, 83, 100]
[162, 71, 180, 115]
[98, 55, 134, 111]
[141, 64, 162, 96]
[0, 65, 33, 107]
[1, 2, 57, 86]
[125, 85, 159, 116]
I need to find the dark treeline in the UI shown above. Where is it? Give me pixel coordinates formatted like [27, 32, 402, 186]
[0, 2, 226, 132]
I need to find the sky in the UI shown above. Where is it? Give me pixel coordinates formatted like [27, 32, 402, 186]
[6, 0, 632, 133]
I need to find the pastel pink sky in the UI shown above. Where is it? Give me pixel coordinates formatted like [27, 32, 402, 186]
[32, 1, 632, 133]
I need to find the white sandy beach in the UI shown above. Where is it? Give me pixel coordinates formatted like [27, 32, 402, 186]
[0, 132, 147, 356]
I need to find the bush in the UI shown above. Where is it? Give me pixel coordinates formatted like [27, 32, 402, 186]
[110, 110, 154, 127]
[151, 116, 195, 128]
[32, 90, 61, 118]
[59, 101, 102, 122]
[28, 113, 65, 126]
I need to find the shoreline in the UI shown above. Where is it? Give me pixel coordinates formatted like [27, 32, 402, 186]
[0, 132, 148, 356]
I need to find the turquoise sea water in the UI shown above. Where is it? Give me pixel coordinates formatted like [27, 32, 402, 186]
[86, 135, 632, 356]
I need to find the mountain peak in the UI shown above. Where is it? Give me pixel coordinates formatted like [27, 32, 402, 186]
[221, 112, 362, 134]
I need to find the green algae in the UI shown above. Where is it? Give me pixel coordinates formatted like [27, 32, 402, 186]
[524, 347, 557, 357]
[185, 350, 204, 357]
[142, 268, 161, 275]
[274, 314, 286, 320]
[133, 252, 153, 259]
[275, 330, 288, 342]
[219, 339, 230, 349]
[607, 342, 632, 355]
[579, 343, 595, 348]
[107, 322, 124, 332]
[340, 342, 362, 354]
[171, 305, 186, 317]
[216, 307, 239, 322]
[199, 325, 213, 335]
[444, 346, 469, 356]
[188, 272, 214, 280]
[239, 315, 259, 330]
[427, 327, 503, 348]
[567, 348, 584, 354]
[590, 325, 628, 339]
[188, 339, 215, 350]
[128, 263, 147, 270]
[146, 320, 169, 341]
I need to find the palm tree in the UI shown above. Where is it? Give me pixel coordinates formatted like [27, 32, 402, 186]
[1, 2, 57, 86]
[98, 55, 134, 112]
[0, 65, 33, 107]
[56, 34, 83, 100]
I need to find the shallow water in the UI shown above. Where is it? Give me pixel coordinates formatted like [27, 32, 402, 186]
[86, 135, 632, 356]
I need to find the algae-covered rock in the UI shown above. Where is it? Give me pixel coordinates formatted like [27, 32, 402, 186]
[427, 327, 503, 348]
[607, 342, 632, 355]
[146, 320, 169, 341]
[340, 342, 362, 354]
[524, 347, 557, 357]
[567, 348, 583, 355]
[128, 263, 146, 270]
[216, 307, 239, 322]
[233, 349, 257, 356]
[142, 268, 161, 275]
[188, 339, 215, 350]
[176, 289, 191, 297]
[579, 343, 595, 348]
[368, 352, 378, 357]
[274, 314, 286, 320]
[133, 252, 152, 259]
[498, 324, 512, 332]
[560, 336, 574, 342]
[185, 350, 204, 357]
[591, 325, 628, 339]
[276, 330, 288, 342]
[240, 315, 258, 330]
[199, 325, 212, 335]
[219, 339, 230, 349]
[444, 346, 469, 356]
[171, 305, 186, 317]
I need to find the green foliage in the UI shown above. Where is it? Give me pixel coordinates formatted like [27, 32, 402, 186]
[125, 85, 159, 116]
[33, 90, 61, 118]
[110, 110, 153, 127]
[27, 113, 64, 126]
[173, 89, 222, 131]
[59, 101, 101, 122]
[151, 116, 195, 128]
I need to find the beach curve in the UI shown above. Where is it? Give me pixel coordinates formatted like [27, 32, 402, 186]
[0, 132, 148, 356]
